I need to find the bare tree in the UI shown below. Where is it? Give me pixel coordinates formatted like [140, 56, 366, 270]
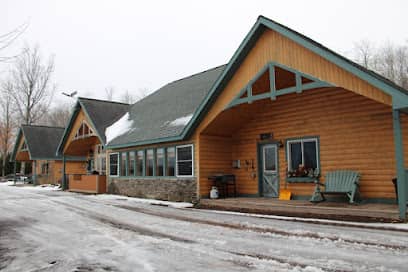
[120, 90, 137, 104]
[40, 103, 72, 127]
[7, 45, 56, 125]
[353, 40, 375, 69]
[353, 40, 408, 90]
[0, 22, 28, 63]
[0, 81, 15, 176]
[104, 86, 115, 101]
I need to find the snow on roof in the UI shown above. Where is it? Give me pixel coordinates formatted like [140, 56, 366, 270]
[168, 113, 193, 127]
[105, 112, 134, 144]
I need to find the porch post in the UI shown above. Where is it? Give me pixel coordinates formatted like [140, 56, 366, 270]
[32, 161, 37, 185]
[392, 109, 407, 220]
[62, 155, 67, 190]
[13, 161, 17, 185]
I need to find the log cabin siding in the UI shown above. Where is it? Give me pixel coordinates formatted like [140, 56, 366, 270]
[34, 160, 86, 184]
[199, 87, 407, 199]
[194, 29, 391, 139]
[198, 135, 232, 196]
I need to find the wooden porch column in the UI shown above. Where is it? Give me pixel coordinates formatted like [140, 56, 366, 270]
[13, 161, 17, 185]
[32, 161, 37, 185]
[392, 109, 407, 220]
[62, 155, 67, 190]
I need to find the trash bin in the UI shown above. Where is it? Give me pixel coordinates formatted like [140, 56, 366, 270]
[392, 178, 398, 203]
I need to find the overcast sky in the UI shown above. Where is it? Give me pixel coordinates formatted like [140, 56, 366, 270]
[1, 0, 407, 106]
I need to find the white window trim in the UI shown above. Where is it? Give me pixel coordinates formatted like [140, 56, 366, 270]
[287, 138, 319, 171]
[109, 152, 120, 177]
[176, 144, 194, 178]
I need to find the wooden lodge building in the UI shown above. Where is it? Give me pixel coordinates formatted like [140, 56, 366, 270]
[102, 16, 408, 220]
[14, 16, 408, 220]
[11, 125, 86, 185]
[56, 97, 129, 193]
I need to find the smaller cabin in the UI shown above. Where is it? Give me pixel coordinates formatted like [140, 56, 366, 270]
[11, 125, 86, 185]
[56, 97, 129, 193]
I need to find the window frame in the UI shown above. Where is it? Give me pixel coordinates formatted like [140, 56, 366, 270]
[156, 148, 165, 177]
[166, 146, 176, 177]
[176, 144, 194, 178]
[145, 149, 154, 177]
[128, 151, 136, 177]
[109, 152, 120, 177]
[286, 136, 320, 172]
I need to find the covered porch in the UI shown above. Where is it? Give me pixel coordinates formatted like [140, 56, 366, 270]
[197, 62, 408, 221]
[199, 198, 406, 223]
[62, 129, 107, 194]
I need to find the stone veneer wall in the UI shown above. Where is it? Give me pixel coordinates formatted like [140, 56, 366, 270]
[107, 178, 197, 203]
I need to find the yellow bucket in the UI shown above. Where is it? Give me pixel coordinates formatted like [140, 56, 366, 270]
[279, 189, 292, 200]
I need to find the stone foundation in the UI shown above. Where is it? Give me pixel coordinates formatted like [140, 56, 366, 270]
[107, 178, 197, 203]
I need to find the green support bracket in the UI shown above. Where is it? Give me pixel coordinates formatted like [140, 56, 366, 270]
[226, 61, 333, 109]
[62, 155, 67, 190]
[269, 63, 276, 100]
[13, 162, 17, 185]
[32, 161, 37, 185]
[296, 73, 302, 93]
[247, 86, 253, 104]
[392, 109, 407, 220]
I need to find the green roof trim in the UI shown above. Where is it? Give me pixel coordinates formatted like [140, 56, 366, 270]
[181, 15, 408, 139]
[10, 128, 30, 162]
[11, 125, 66, 162]
[108, 15, 408, 150]
[56, 97, 129, 155]
[56, 102, 81, 155]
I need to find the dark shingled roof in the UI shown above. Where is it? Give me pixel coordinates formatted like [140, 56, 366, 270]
[78, 97, 130, 144]
[21, 125, 65, 159]
[107, 65, 226, 146]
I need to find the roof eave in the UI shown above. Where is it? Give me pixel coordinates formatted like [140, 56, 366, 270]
[56, 102, 81, 156]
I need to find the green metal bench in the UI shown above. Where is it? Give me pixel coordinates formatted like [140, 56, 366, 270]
[310, 170, 360, 203]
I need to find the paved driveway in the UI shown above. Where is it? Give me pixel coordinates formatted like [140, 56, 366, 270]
[0, 184, 407, 272]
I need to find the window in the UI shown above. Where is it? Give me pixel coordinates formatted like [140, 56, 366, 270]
[74, 121, 94, 139]
[100, 157, 106, 174]
[287, 137, 319, 172]
[128, 151, 135, 176]
[146, 149, 154, 176]
[156, 148, 164, 176]
[41, 162, 49, 175]
[109, 153, 119, 176]
[136, 150, 144, 176]
[21, 141, 28, 151]
[166, 147, 175, 176]
[120, 153, 127, 176]
[176, 145, 193, 177]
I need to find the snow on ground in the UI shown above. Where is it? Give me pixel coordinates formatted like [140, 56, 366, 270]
[105, 112, 134, 143]
[201, 209, 408, 231]
[94, 194, 193, 208]
[0, 185, 407, 272]
[0, 182, 61, 191]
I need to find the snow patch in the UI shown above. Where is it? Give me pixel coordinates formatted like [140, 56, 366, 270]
[105, 112, 134, 143]
[94, 194, 193, 208]
[0, 181, 17, 186]
[168, 113, 193, 127]
[199, 209, 408, 230]
[20, 184, 61, 191]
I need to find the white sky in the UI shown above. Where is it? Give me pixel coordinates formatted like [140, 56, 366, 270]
[1, 0, 407, 106]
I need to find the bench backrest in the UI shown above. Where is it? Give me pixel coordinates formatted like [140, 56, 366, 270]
[325, 170, 360, 192]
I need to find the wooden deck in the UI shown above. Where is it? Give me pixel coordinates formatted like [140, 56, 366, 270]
[199, 198, 406, 223]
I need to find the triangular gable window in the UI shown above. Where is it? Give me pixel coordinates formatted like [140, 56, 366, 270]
[227, 62, 333, 108]
[21, 141, 28, 151]
[74, 121, 95, 140]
